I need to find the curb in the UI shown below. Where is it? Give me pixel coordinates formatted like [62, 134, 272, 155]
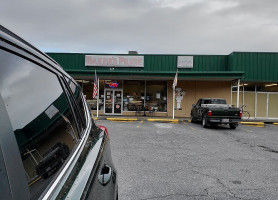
[147, 119, 179, 122]
[240, 122, 265, 125]
[94, 117, 276, 125]
[106, 118, 138, 121]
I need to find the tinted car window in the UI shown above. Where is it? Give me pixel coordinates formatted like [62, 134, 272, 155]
[0, 50, 79, 199]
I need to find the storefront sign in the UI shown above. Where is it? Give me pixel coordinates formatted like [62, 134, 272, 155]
[109, 82, 119, 88]
[177, 56, 193, 68]
[85, 55, 144, 67]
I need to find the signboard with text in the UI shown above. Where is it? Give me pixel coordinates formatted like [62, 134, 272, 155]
[177, 56, 193, 68]
[85, 55, 144, 67]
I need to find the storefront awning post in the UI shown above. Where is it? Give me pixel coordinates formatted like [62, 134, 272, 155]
[173, 87, 175, 119]
[237, 79, 240, 108]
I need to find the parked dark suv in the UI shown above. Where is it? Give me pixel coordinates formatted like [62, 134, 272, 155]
[0, 25, 118, 200]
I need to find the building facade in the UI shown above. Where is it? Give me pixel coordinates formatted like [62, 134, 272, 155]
[47, 52, 278, 119]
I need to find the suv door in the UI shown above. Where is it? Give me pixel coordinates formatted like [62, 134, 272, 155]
[0, 49, 114, 199]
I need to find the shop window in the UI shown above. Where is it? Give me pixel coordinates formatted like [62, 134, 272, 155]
[257, 83, 278, 92]
[268, 94, 278, 118]
[146, 81, 167, 112]
[82, 80, 105, 111]
[243, 83, 255, 91]
[123, 80, 145, 111]
[232, 92, 243, 107]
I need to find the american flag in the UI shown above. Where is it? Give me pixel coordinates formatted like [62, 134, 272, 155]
[93, 70, 98, 99]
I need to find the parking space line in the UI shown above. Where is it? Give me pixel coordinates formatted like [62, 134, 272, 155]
[241, 127, 253, 133]
[184, 122, 195, 130]
[137, 120, 144, 128]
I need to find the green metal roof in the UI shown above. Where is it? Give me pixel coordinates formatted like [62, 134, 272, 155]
[46, 52, 278, 82]
[229, 52, 278, 82]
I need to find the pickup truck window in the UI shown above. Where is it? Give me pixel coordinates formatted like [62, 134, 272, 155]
[196, 99, 201, 106]
[203, 99, 226, 104]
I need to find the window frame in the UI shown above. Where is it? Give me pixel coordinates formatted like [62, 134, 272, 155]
[61, 76, 87, 131]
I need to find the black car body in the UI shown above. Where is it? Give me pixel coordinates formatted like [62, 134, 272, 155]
[191, 98, 242, 129]
[0, 25, 117, 200]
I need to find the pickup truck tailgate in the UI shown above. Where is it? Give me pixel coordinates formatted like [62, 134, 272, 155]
[210, 107, 240, 117]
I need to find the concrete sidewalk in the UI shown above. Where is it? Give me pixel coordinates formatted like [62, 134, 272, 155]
[92, 114, 278, 125]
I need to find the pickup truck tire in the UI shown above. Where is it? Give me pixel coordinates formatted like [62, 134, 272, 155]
[202, 117, 209, 128]
[229, 123, 238, 129]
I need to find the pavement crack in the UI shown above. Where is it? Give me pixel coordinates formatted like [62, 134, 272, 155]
[139, 193, 208, 200]
[258, 145, 278, 153]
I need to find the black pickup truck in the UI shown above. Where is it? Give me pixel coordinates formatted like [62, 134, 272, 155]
[190, 98, 242, 129]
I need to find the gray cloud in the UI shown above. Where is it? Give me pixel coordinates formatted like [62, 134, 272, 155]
[1, 0, 278, 54]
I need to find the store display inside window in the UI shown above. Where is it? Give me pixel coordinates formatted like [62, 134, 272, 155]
[123, 80, 145, 111]
[146, 81, 167, 112]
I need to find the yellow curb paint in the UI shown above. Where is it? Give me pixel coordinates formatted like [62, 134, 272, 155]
[107, 118, 137, 121]
[28, 177, 41, 187]
[112, 120, 133, 123]
[273, 123, 278, 125]
[137, 120, 144, 128]
[147, 119, 179, 122]
[93, 117, 98, 120]
[240, 122, 264, 125]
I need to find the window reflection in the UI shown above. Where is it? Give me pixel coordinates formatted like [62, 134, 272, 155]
[0, 50, 79, 199]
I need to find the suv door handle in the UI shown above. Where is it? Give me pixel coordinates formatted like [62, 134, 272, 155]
[98, 164, 112, 186]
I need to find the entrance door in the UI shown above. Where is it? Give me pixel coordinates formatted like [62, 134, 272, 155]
[104, 89, 123, 115]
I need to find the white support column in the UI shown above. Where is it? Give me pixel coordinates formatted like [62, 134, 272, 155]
[237, 79, 240, 108]
[255, 84, 257, 118]
[230, 82, 233, 105]
[173, 87, 175, 119]
[144, 80, 146, 107]
[242, 82, 245, 106]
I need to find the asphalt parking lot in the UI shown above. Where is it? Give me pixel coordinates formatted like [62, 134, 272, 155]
[96, 120, 278, 200]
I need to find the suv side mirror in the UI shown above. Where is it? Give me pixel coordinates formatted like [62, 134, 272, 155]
[192, 104, 196, 107]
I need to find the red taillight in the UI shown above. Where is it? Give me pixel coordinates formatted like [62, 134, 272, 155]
[239, 111, 242, 117]
[98, 125, 109, 139]
[208, 110, 212, 116]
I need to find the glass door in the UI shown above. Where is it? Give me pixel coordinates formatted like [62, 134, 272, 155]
[114, 90, 122, 114]
[104, 90, 113, 114]
[104, 89, 123, 115]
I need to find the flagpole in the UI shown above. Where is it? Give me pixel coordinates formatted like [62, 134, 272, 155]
[172, 70, 178, 119]
[97, 77, 99, 118]
[173, 86, 175, 119]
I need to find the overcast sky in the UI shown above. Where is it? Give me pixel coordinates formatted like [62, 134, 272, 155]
[1, 0, 278, 55]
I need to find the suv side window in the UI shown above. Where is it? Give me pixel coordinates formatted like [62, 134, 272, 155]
[0, 50, 80, 199]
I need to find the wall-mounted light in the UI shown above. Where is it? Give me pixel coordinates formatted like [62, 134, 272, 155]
[265, 83, 277, 87]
